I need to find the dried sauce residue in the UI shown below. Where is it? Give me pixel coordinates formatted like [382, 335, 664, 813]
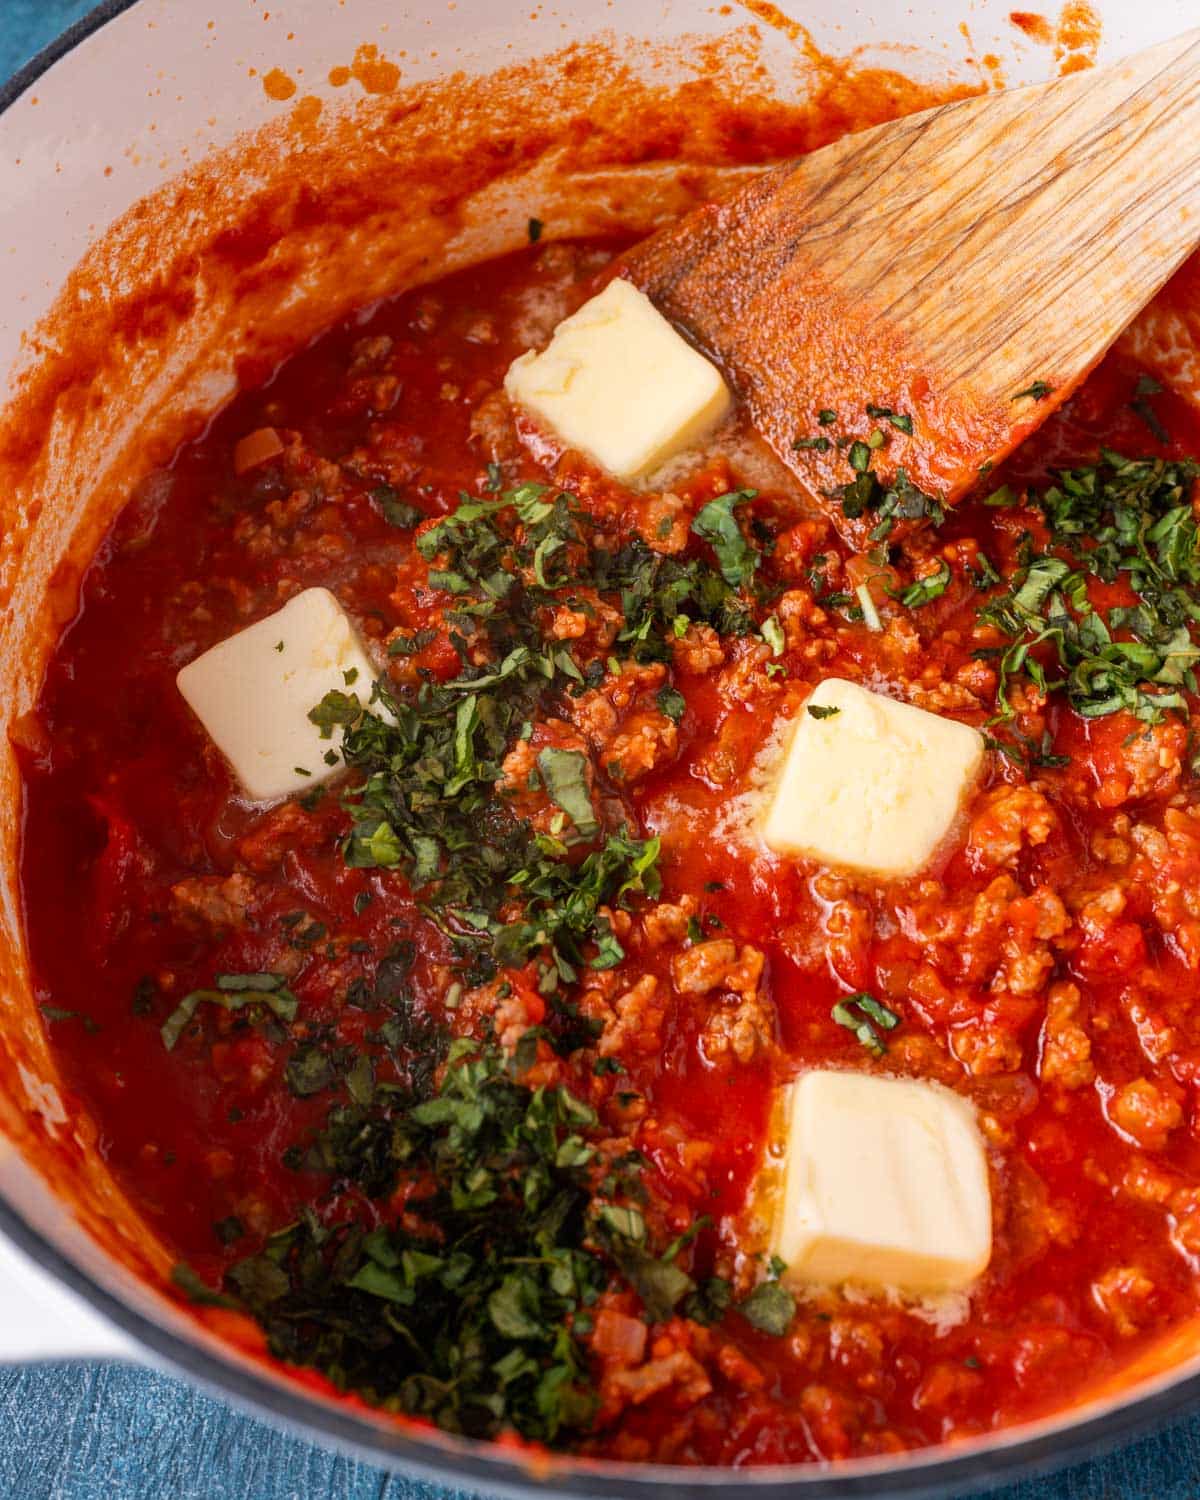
[731, 0, 806, 45]
[1055, 0, 1101, 73]
[289, 95, 324, 135]
[1009, 11, 1054, 44]
[270, 47, 398, 104]
[1009, 3, 1100, 73]
[347, 43, 401, 95]
[261, 67, 297, 102]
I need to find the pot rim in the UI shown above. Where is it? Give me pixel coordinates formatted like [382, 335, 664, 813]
[4, 3, 1200, 1493]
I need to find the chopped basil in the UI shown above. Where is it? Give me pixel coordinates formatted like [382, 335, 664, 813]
[984, 484, 1017, 508]
[807, 704, 840, 720]
[890, 558, 952, 608]
[1013, 380, 1053, 401]
[161, 973, 299, 1051]
[1131, 373, 1170, 445]
[979, 450, 1200, 730]
[832, 992, 900, 1057]
[213, 1217, 245, 1248]
[39, 1005, 99, 1034]
[738, 1278, 796, 1336]
[388, 628, 436, 657]
[372, 486, 423, 529]
[690, 489, 760, 589]
[285, 1045, 335, 1097]
[536, 747, 598, 837]
[205, 1031, 715, 1443]
[834, 465, 944, 535]
[866, 403, 914, 434]
[172, 1263, 237, 1309]
[761, 615, 785, 657]
[308, 690, 363, 738]
[656, 683, 687, 722]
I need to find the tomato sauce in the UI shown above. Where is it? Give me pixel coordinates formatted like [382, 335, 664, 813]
[19, 224, 1200, 1464]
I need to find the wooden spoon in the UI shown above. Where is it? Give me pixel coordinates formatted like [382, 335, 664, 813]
[622, 30, 1200, 533]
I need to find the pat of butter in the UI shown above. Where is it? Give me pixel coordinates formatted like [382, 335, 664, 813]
[504, 278, 731, 481]
[177, 587, 382, 802]
[762, 678, 984, 878]
[772, 1070, 992, 1295]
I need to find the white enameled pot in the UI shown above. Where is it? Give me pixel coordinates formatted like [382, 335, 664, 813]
[2, 2, 1200, 1494]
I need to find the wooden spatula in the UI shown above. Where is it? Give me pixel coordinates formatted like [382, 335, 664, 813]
[622, 29, 1200, 532]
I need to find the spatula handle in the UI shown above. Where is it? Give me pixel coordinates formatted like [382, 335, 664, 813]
[626, 30, 1200, 518]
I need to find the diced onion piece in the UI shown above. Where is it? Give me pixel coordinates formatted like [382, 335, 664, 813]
[855, 581, 882, 632]
[234, 426, 285, 475]
[591, 1309, 648, 1365]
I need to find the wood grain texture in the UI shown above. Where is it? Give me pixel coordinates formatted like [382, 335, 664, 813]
[624, 30, 1200, 522]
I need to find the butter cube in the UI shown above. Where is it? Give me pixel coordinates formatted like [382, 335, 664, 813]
[177, 587, 382, 802]
[772, 1070, 992, 1294]
[762, 678, 983, 878]
[504, 278, 731, 481]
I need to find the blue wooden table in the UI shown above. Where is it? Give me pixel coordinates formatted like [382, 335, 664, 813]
[3, 3, 1200, 1496]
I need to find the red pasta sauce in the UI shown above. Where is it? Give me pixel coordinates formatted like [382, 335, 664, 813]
[18, 228, 1200, 1464]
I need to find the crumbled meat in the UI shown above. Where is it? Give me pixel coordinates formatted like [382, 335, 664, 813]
[1039, 982, 1094, 1089]
[170, 873, 257, 934]
[700, 991, 775, 1065]
[538, 589, 623, 658]
[581, 975, 666, 1059]
[468, 387, 522, 463]
[672, 939, 739, 996]
[1107, 1078, 1183, 1150]
[716, 642, 783, 709]
[967, 785, 1059, 869]
[775, 589, 833, 657]
[950, 1018, 1024, 1077]
[1091, 1265, 1156, 1335]
[671, 623, 724, 675]
[604, 709, 679, 784]
[1095, 716, 1186, 808]
[642, 898, 698, 947]
[238, 802, 328, 872]
[565, 662, 668, 756]
[634, 492, 691, 555]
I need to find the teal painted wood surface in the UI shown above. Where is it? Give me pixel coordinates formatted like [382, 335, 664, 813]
[2, 4, 1199, 1497]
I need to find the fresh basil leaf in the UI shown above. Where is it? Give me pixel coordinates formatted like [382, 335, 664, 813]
[691, 490, 759, 589]
[536, 748, 598, 837]
[739, 1279, 795, 1336]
